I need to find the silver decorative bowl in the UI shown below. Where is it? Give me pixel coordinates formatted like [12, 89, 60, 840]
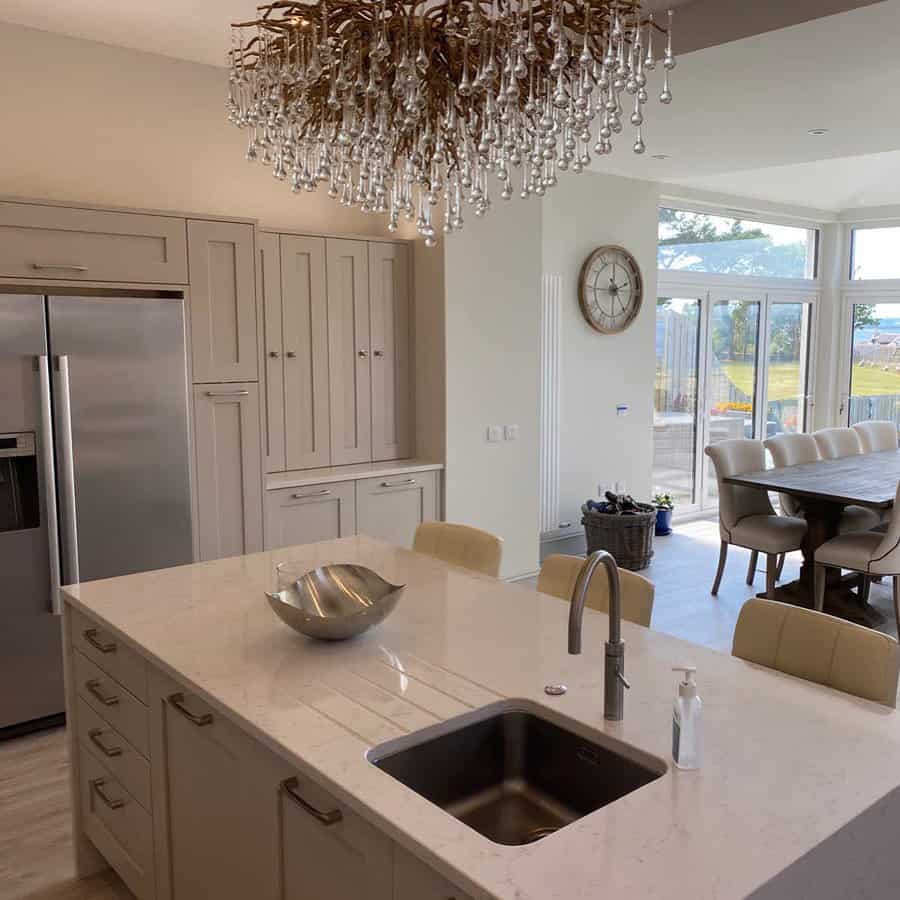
[266, 563, 404, 641]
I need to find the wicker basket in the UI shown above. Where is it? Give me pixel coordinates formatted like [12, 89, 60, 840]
[581, 506, 656, 571]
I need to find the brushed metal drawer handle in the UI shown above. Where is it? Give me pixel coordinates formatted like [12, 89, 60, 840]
[282, 777, 343, 826]
[90, 778, 125, 810]
[85, 679, 119, 707]
[168, 692, 213, 727]
[380, 478, 416, 487]
[204, 390, 250, 398]
[88, 728, 123, 758]
[291, 489, 332, 499]
[83, 628, 116, 654]
[31, 263, 88, 272]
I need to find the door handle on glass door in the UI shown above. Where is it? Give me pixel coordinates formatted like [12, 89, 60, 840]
[55, 355, 80, 586]
[37, 356, 62, 615]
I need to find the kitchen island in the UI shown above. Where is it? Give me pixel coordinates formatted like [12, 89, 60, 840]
[62, 536, 900, 899]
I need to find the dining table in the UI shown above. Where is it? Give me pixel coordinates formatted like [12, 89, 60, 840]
[724, 448, 899, 626]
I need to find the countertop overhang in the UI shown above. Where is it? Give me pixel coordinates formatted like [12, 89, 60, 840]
[62, 536, 900, 900]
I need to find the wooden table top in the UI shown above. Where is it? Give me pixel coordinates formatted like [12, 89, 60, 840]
[725, 448, 900, 509]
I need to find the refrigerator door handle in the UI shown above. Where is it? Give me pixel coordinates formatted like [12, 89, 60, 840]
[55, 355, 80, 586]
[38, 355, 63, 615]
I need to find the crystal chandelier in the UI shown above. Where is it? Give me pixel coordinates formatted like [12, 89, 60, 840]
[227, 2, 676, 246]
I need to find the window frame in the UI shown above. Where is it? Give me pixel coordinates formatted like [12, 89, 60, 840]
[847, 221, 900, 283]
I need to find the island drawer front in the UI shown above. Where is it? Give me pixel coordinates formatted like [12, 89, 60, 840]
[0, 201, 188, 285]
[75, 651, 149, 759]
[71, 608, 149, 703]
[80, 748, 155, 900]
[77, 697, 151, 811]
[394, 846, 474, 900]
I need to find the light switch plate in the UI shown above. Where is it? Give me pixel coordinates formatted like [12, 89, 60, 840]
[487, 425, 504, 443]
[504, 425, 520, 441]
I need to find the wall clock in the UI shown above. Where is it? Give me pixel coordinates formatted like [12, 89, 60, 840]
[578, 245, 644, 334]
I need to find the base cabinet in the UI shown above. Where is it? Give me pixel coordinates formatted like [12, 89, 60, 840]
[280, 774, 393, 900]
[394, 846, 475, 900]
[264, 482, 355, 551]
[356, 471, 438, 548]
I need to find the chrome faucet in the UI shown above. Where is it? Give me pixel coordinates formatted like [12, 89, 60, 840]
[568, 550, 630, 721]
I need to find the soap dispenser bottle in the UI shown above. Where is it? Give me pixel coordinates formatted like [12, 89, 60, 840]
[672, 666, 702, 770]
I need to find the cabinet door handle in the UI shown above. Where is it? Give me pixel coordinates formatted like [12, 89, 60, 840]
[31, 263, 88, 272]
[282, 777, 343, 826]
[204, 390, 250, 398]
[291, 489, 331, 499]
[83, 628, 116, 654]
[286, 350, 297, 358]
[88, 728, 123, 758]
[380, 478, 416, 488]
[373, 349, 385, 358]
[85, 679, 119, 707]
[269, 350, 281, 359]
[90, 778, 125, 810]
[357, 349, 369, 359]
[168, 692, 213, 727]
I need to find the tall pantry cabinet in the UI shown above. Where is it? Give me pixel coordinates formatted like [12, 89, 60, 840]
[187, 220, 264, 562]
[261, 234, 412, 475]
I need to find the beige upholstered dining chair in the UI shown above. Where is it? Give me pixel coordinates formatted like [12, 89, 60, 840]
[705, 439, 806, 600]
[537, 554, 654, 627]
[814, 481, 900, 634]
[813, 426, 863, 460]
[765, 433, 880, 534]
[733, 598, 900, 707]
[853, 420, 899, 453]
[412, 521, 504, 577]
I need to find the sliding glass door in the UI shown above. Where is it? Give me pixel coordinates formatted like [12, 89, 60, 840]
[654, 292, 815, 514]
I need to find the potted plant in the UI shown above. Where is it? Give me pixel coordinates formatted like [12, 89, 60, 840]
[653, 493, 675, 536]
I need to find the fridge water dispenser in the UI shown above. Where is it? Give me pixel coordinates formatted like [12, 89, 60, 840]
[0, 433, 40, 533]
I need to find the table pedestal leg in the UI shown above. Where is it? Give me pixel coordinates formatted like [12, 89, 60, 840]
[756, 499, 886, 627]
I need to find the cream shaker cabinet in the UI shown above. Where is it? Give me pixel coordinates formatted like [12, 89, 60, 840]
[280, 773, 393, 900]
[264, 481, 355, 551]
[156, 686, 290, 900]
[187, 220, 258, 383]
[368, 242, 412, 462]
[259, 232, 285, 473]
[355, 470, 438, 548]
[192, 384, 264, 561]
[327, 238, 372, 466]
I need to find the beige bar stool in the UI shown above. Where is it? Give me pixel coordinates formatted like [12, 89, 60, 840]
[537, 554, 654, 627]
[765, 433, 880, 534]
[733, 598, 900, 707]
[813, 426, 863, 460]
[852, 420, 899, 453]
[705, 439, 806, 600]
[412, 521, 503, 577]
[814, 481, 900, 635]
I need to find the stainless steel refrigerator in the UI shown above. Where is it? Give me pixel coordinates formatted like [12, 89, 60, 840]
[0, 293, 193, 734]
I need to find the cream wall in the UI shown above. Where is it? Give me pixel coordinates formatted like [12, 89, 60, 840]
[0, 22, 399, 237]
[543, 173, 662, 533]
[443, 198, 543, 580]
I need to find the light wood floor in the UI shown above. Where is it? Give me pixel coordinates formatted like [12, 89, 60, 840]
[2, 519, 897, 898]
[0, 728, 131, 900]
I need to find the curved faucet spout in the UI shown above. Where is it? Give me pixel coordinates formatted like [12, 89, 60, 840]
[567, 550, 628, 721]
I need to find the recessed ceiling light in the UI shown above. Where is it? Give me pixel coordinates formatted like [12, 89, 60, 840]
[807, 128, 829, 136]
[651, 154, 670, 160]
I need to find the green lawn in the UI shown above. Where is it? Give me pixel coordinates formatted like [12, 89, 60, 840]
[723, 361, 900, 401]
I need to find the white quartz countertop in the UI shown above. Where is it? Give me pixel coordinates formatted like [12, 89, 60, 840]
[62, 537, 900, 900]
[265, 459, 443, 491]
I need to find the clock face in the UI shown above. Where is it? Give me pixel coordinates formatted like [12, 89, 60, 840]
[578, 246, 643, 334]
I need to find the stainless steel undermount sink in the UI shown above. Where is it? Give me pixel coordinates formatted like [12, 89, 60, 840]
[367, 700, 666, 846]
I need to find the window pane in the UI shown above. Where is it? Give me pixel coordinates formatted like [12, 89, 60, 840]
[654, 298, 700, 506]
[765, 303, 811, 437]
[706, 300, 761, 504]
[851, 227, 900, 280]
[658, 208, 816, 279]
[849, 303, 900, 428]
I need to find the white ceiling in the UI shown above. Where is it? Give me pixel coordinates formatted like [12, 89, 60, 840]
[0, 0, 897, 213]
